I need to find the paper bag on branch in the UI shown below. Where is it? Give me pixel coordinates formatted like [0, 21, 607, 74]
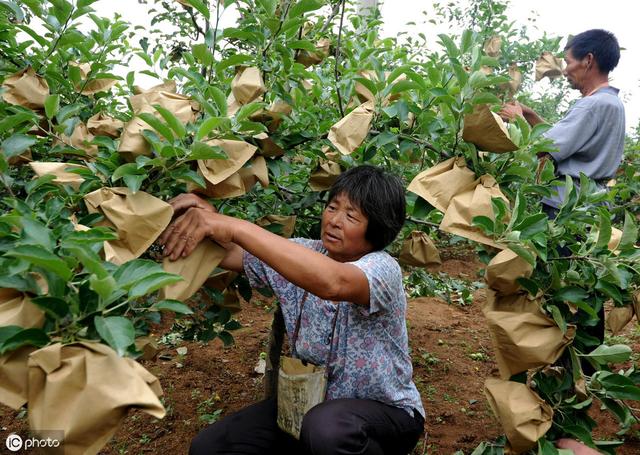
[485, 248, 533, 295]
[256, 215, 297, 238]
[70, 62, 117, 95]
[133, 80, 177, 94]
[198, 139, 257, 185]
[295, 38, 331, 67]
[407, 157, 477, 213]
[608, 227, 623, 252]
[0, 346, 34, 409]
[500, 64, 523, 97]
[28, 342, 165, 455]
[354, 71, 406, 105]
[254, 132, 284, 157]
[463, 104, 518, 153]
[249, 100, 292, 132]
[135, 336, 160, 361]
[87, 112, 124, 138]
[328, 101, 374, 155]
[399, 231, 441, 267]
[535, 52, 564, 81]
[440, 174, 509, 248]
[29, 162, 87, 190]
[483, 36, 502, 57]
[1, 67, 49, 109]
[84, 187, 173, 265]
[483, 289, 575, 379]
[309, 160, 341, 191]
[0, 288, 45, 329]
[607, 305, 634, 335]
[195, 155, 268, 199]
[54, 122, 98, 156]
[160, 240, 226, 301]
[205, 270, 238, 292]
[484, 378, 553, 454]
[633, 291, 640, 320]
[232, 66, 266, 105]
[8, 149, 33, 166]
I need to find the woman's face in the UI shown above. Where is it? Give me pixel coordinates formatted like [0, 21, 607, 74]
[321, 192, 373, 262]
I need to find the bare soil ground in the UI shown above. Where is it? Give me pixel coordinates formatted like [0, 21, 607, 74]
[2, 249, 639, 454]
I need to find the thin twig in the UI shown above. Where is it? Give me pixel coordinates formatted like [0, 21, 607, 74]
[209, 0, 221, 83]
[319, 1, 342, 35]
[334, 0, 347, 117]
[262, 0, 293, 58]
[37, 6, 75, 72]
[186, 7, 205, 37]
[407, 216, 439, 228]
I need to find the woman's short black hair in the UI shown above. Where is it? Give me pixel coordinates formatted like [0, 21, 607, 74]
[327, 165, 405, 251]
[566, 29, 620, 74]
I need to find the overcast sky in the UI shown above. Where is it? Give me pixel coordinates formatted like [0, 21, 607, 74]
[91, 0, 639, 131]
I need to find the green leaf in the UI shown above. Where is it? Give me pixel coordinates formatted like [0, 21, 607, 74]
[583, 344, 631, 364]
[215, 54, 252, 75]
[0, 328, 49, 355]
[554, 286, 588, 303]
[113, 259, 164, 290]
[192, 43, 214, 66]
[196, 117, 231, 140]
[64, 244, 109, 280]
[548, 304, 567, 334]
[289, 0, 323, 18]
[595, 208, 612, 250]
[90, 274, 117, 303]
[138, 113, 174, 141]
[190, 141, 227, 160]
[618, 211, 638, 251]
[128, 272, 183, 298]
[0, 0, 25, 21]
[472, 215, 494, 234]
[153, 300, 194, 314]
[236, 102, 266, 122]
[288, 39, 317, 52]
[154, 105, 187, 139]
[508, 244, 536, 267]
[20, 217, 54, 251]
[389, 80, 422, 95]
[1, 134, 37, 159]
[471, 92, 501, 105]
[514, 214, 548, 240]
[31, 296, 69, 318]
[0, 326, 22, 345]
[437, 34, 459, 58]
[256, 0, 277, 15]
[94, 316, 135, 356]
[559, 424, 594, 448]
[44, 94, 60, 119]
[596, 372, 640, 401]
[208, 87, 228, 117]
[354, 77, 377, 97]
[181, 0, 209, 18]
[111, 163, 145, 183]
[5, 245, 72, 280]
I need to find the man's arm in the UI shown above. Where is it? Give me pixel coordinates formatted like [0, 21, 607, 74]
[499, 102, 546, 126]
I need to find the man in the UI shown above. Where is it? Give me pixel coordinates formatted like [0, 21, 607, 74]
[500, 29, 625, 217]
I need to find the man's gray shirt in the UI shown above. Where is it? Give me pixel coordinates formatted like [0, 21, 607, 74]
[542, 86, 625, 208]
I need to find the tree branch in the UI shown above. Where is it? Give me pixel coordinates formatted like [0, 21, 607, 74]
[333, 0, 346, 118]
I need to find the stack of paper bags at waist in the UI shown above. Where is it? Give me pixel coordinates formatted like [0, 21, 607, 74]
[484, 248, 533, 295]
[87, 112, 124, 138]
[1, 67, 49, 110]
[84, 187, 173, 265]
[160, 240, 226, 301]
[227, 66, 266, 116]
[399, 231, 441, 267]
[28, 342, 165, 455]
[119, 80, 200, 160]
[295, 38, 331, 67]
[482, 289, 575, 379]
[53, 121, 98, 157]
[535, 52, 564, 81]
[69, 62, 118, 95]
[190, 139, 268, 199]
[440, 174, 510, 249]
[29, 162, 88, 190]
[407, 156, 476, 213]
[462, 104, 518, 153]
[256, 214, 297, 238]
[328, 101, 375, 155]
[484, 378, 553, 453]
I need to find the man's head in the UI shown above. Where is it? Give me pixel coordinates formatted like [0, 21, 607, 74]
[563, 29, 620, 91]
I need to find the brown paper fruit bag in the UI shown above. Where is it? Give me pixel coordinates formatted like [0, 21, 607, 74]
[70, 62, 117, 95]
[483, 36, 502, 57]
[500, 64, 523, 97]
[328, 101, 375, 155]
[197, 139, 258, 186]
[1, 67, 49, 109]
[84, 187, 173, 265]
[535, 52, 564, 81]
[194, 155, 267, 199]
[256, 215, 297, 238]
[54, 122, 98, 156]
[399, 231, 441, 267]
[484, 378, 553, 453]
[29, 162, 87, 190]
[0, 288, 45, 329]
[28, 342, 165, 455]
[407, 157, 477, 213]
[231, 66, 266, 105]
[607, 305, 634, 335]
[485, 248, 534, 295]
[440, 175, 509, 249]
[254, 132, 284, 157]
[463, 104, 518, 153]
[133, 80, 177, 94]
[160, 240, 226, 301]
[296, 38, 331, 67]
[0, 346, 34, 409]
[309, 160, 341, 191]
[135, 336, 161, 361]
[87, 112, 124, 138]
[483, 289, 575, 379]
[249, 100, 292, 132]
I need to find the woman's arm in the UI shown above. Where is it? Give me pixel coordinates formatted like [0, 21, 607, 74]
[160, 206, 370, 306]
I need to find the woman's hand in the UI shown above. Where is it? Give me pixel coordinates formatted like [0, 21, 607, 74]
[555, 438, 601, 455]
[158, 208, 237, 261]
[168, 193, 216, 217]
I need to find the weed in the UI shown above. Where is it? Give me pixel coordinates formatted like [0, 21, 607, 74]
[469, 352, 490, 362]
[443, 393, 457, 403]
[403, 269, 483, 306]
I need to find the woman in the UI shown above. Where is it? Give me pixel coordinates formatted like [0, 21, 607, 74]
[159, 165, 425, 455]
